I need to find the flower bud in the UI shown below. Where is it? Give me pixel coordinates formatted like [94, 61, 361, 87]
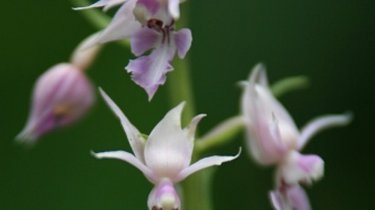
[17, 63, 95, 144]
[147, 179, 180, 210]
[242, 64, 299, 165]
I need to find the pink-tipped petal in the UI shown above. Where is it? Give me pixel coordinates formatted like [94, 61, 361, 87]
[73, 0, 126, 11]
[126, 43, 175, 100]
[173, 28, 192, 59]
[176, 148, 241, 182]
[99, 88, 146, 162]
[131, 28, 161, 56]
[92, 150, 155, 181]
[298, 113, 352, 150]
[144, 103, 194, 180]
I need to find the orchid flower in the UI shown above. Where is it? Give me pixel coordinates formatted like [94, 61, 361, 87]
[241, 64, 352, 210]
[76, 0, 191, 100]
[95, 88, 240, 210]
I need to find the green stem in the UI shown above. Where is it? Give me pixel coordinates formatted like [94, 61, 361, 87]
[166, 4, 213, 210]
[70, 0, 130, 47]
[70, 0, 111, 29]
[196, 116, 244, 153]
[271, 76, 309, 98]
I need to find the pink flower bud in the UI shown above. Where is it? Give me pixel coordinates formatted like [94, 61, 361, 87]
[242, 64, 299, 165]
[17, 63, 95, 144]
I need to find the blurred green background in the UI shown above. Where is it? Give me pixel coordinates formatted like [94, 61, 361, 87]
[1, 0, 374, 209]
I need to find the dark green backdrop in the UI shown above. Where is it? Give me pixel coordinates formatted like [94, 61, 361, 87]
[1, 0, 374, 209]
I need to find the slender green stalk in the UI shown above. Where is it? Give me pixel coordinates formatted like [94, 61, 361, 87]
[70, 0, 130, 47]
[271, 76, 309, 98]
[166, 4, 213, 210]
[196, 116, 244, 153]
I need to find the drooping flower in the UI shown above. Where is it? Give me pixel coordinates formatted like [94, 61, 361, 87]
[241, 63, 352, 210]
[94, 88, 240, 210]
[16, 34, 101, 144]
[75, 0, 192, 100]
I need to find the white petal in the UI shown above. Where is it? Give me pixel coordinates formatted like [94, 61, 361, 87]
[99, 88, 146, 162]
[298, 113, 352, 150]
[92, 150, 155, 181]
[73, 0, 126, 11]
[144, 102, 194, 180]
[175, 148, 241, 182]
[250, 63, 269, 87]
[185, 114, 206, 141]
[168, 0, 180, 19]
[96, 0, 141, 44]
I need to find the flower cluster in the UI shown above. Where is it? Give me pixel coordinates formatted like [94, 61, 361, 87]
[17, 1, 352, 210]
[241, 64, 352, 210]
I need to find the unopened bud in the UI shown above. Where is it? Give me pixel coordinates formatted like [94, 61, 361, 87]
[17, 63, 95, 144]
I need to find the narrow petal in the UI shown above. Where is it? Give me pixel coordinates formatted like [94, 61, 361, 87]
[126, 42, 175, 100]
[92, 150, 155, 181]
[175, 148, 241, 182]
[298, 113, 352, 150]
[99, 88, 146, 162]
[185, 114, 206, 141]
[144, 103, 194, 180]
[95, 0, 142, 44]
[250, 63, 269, 87]
[270, 185, 311, 210]
[131, 28, 161, 56]
[269, 191, 282, 210]
[73, 0, 126, 11]
[173, 28, 192, 59]
[168, 0, 180, 19]
[279, 151, 324, 185]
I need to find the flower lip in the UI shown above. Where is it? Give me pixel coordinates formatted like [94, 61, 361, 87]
[148, 179, 180, 210]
